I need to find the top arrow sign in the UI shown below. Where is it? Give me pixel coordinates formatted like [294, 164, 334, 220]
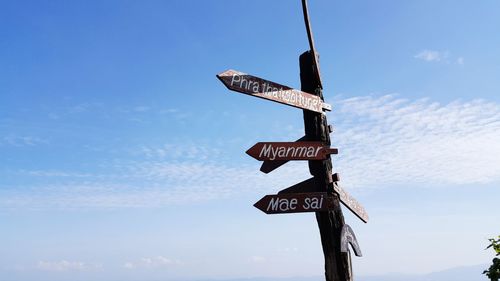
[216, 69, 331, 113]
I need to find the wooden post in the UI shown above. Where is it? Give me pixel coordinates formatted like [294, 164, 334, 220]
[300, 51, 351, 281]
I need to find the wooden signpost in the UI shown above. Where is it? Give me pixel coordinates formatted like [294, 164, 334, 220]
[216, 2, 368, 281]
[246, 142, 338, 161]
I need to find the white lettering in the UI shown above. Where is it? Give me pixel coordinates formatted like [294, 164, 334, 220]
[303, 198, 311, 209]
[293, 146, 307, 157]
[310, 197, 320, 209]
[306, 147, 316, 157]
[277, 147, 286, 158]
[240, 76, 249, 89]
[315, 147, 322, 157]
[230, 74, 240, 86]
[267, 197, 279, 211]
[279, 199, 290, 211]
[259, 144, 273, 158]
[252, 82, 260, 92]
[271, 145, 278, 160]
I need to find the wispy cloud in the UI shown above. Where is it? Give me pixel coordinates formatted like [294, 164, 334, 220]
[17, 170, 93, 178]
[124, 256, 182, 269]
[36, 260, 101, 272]
[43, 103, 190, 123]
[414, 50, 447, 62]
[138, 142, 223, 161]
[66, 102, 104, 114]
[1, 135, 47, 147]
[331, 95, 500, 188]
[414, 49, 464, 65]
[1, 96, 499, 209]
[0, 161, 302, 209]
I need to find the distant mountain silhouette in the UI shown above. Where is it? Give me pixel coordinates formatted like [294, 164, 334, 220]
[199, 264, 488, 281]
[358, 264, 487, 281]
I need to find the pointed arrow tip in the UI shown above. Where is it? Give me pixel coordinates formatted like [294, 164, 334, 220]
[216, 70, 237, 91]
[246, 144, 261, 161]
[253, 196, 269, 214]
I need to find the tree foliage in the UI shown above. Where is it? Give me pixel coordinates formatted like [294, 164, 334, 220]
[484, 235, 500, 281]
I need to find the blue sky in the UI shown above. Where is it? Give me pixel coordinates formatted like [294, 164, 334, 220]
[1, 1, 500, 280]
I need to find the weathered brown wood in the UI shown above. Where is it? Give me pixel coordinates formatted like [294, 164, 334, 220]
[276, 174, 369, 223]
[332, 173, 340, 182]
[253, 193, 335, 214]
[300, 51, 351, 281]
[278, 177, 317, 194]
[260, 135, 308, 173]
[301, 0, 322, 89]
[246, 141, 338, 161]
[216, 69, 331, 113]
[333, 183, 369, 223]
[340, 224, 362, 257]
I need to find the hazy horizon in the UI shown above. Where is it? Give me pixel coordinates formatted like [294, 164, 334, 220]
[1, 1, 499, 281]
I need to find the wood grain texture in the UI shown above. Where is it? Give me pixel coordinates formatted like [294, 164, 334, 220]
[300, 51, 351, 281]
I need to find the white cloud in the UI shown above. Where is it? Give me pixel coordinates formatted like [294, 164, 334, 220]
[414, 50, 445, 62]
[138, 142, 222, 160]
[0, 160, 303, 209]
[124, 256, 182, 269]
[36, 260, 101, 272]
[68, 102, 103, 114]
[2, 96, 499, 209]
[331, 95, 500, 188]
[18, 170, 92, 178]
[414, 50, 464, 65]
[1, 135, 47, 147]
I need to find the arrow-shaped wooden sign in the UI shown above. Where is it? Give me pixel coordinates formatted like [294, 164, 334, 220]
[246, 142, 337, 161]
[277, 175, 369, 223]
[253, 192, 334, 214]
[332, 182, 369, 223]
[216, 69, 331, 113]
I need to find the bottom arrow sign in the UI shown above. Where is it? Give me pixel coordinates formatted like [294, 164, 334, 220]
[253, 192, 335, 214]
[276, 174, 369, 223]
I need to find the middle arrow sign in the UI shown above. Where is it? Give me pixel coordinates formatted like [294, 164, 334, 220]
[246, 142, 338, 161]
